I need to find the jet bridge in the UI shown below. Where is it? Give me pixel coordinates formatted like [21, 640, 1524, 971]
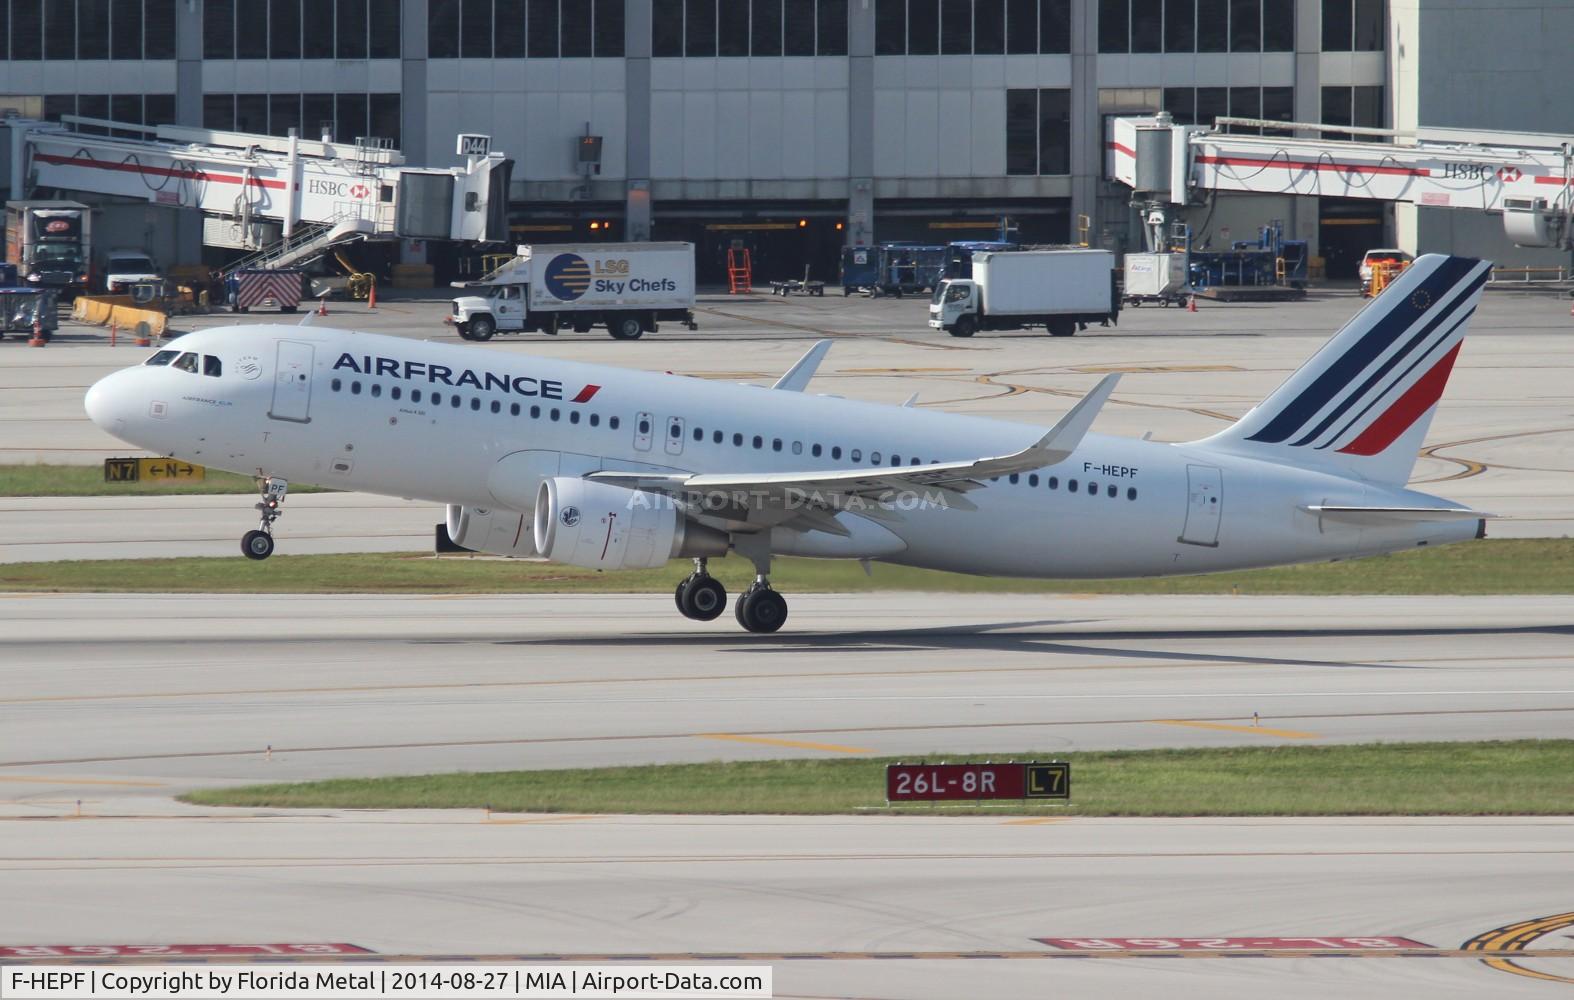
[2, 116, 512, 270]
[1108, 114, 1574, 252]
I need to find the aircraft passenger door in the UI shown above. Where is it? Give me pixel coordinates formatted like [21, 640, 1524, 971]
[1179, 464, 1222, 547]
[664, 416, 685, 456]
[268, 340, 314, 423]
[633, 411, 653, 451]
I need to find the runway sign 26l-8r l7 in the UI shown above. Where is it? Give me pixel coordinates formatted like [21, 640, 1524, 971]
[886, 762, 1069, 802]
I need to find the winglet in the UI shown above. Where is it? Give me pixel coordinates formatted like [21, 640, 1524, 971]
[772, 340, 833, 392]
[1028, 374, 1120, 465]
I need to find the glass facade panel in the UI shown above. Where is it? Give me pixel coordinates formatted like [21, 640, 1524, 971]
[80, 0, 110, 58]
[594, 0, 624, 55]
[110, 0, 141, 59]
[684, 0, 714, 55]
[463, 0, 491, 56]
[1005, 88, 1037, 175]
[271, 0, 301, 58]
[237, 0, 268, 58]
[45, 0, 74, 59]
[11, 0, 41, 59]
[1262, 85, 1294, 134]
[908, 0, 939, 54]
[1097, 0, 1126, 52]
[302, 0, 333, 56]
[336, 92, 368, 141]
[1038, 0, 1068, 52]
[203, 93, 234, 131]
[1195, 86, 1227, 127]
[303, 93, 334, 138]
[370, 92, 400, 147]
[1004, 0, 1034, 52]
[718, 0, 748, 55]
[428, 0, 459, 55]
[269, 92, 301, 136]
[1261, 0, 1291, 49]
[1164, 0, 1193, 50]
[1038, 88, 1070, 174]
[1196, 0, 1226, 50]
[974, 0, 1004, 53]
[495, 0, 525, 55]
[653, 0, 682, 54]
[1353, 0, 1382, 49]
[1162, 86, 1194, 124]
[1229, 0, 1258, 50]
[1321, 0, 1351, 50]
[940, 0, 970, 54]
[816, 0, 845, 53]
[369, 0, 400, 56]
[337, 0, 368, 58]
[235, 93, 267, 133]
[874, 0, 904, 54]
[752, 0, 782, 53]
[784, 0, 814, 54]
[562, 0, 592, 55]
[1131, 0, 1162, 52]
[1321, 85, 1352, 127]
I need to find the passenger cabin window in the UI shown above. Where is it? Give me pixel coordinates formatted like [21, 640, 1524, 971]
[172, 352, 199, 373]
[203, 356, 222, 377]
[145, 350, 179, 366]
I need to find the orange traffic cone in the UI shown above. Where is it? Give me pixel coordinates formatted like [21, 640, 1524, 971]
[27, 318, 46, 347]
[1188, 294, 1198, 313]
[366, 282, 377, 310]
[317, 295, 328, 316]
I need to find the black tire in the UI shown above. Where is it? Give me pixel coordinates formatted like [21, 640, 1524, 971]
[610, 315, 644, 340]
[241, 530, 274, 560]
[948, 316, 976, 338]
[683, 577, 727, 621]
[739, 588, 788, 634]
[675, 579, 690, 615]
[468, 315, 496, 341]
[282, 305, 298, 314]
[1049, 319, 1076, 338]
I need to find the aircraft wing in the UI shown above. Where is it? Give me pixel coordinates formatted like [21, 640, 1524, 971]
[587, 374, 1119, 529]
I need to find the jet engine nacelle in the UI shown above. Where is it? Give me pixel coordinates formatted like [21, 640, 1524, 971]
[445, 504, 537, 557]
[532, 477, 727, 570]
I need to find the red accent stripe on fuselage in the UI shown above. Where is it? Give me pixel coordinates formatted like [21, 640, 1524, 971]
[571, 384, 602, 403]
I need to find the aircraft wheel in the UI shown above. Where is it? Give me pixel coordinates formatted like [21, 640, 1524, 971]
[737, 586, 788, 634]
[682, 577, 727, 621]
[241, 530, 274, 561]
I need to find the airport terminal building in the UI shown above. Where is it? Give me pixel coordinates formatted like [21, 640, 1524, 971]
[0, 0, 1569, 282]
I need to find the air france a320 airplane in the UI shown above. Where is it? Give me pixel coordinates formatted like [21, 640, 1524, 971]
[86, 254, 1493, 633]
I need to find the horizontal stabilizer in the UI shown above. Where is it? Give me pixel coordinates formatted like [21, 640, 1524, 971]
[1301, 505, 1490, 526]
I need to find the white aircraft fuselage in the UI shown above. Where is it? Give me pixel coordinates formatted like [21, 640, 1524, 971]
[85, 322, 1479, 582]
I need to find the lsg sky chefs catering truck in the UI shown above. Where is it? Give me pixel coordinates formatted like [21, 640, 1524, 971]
[451, 243, 698, 341]
[928, 248, 1120, 338]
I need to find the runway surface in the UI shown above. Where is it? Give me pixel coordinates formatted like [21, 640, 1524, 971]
[3, 592, 1571, 997]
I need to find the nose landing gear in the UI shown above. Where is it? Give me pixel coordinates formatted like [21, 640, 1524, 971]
[241, 477, 288, 561]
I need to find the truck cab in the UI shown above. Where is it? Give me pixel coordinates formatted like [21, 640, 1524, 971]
[928, 280, 979, 335]
[451, 282, 528, 340]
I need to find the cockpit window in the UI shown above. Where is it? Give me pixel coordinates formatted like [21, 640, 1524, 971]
[145, 350, 179, 366]
[172, 352, 199, 373]
[203, 355, 222, 377]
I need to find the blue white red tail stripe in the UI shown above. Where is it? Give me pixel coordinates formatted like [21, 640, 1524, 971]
[1197, 254, 1491, 487]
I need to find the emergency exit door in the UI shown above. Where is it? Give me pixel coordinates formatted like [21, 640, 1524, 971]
[1179, 464, 1222, 547]
[268, 340, 314, 423]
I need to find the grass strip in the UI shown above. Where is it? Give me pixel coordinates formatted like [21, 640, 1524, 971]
[3, 538, 1573, 594]
[182, 740, 1574, 816]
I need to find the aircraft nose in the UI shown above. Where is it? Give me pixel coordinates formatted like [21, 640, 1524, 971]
[84, 369, 132, 435]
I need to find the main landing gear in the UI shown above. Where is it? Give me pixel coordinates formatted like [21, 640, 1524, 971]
[241, 476, 288, 560]
[673, 558, 790, 633]
[735, 577, 788, 634]
[675, 559, 728, 621]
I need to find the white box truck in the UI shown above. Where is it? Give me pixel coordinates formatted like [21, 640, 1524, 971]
[928, 248, 1119, 338]
[450, 242, 698, 341]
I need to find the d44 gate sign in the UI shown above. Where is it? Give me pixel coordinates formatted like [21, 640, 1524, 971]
[885, 762, 1069, 802]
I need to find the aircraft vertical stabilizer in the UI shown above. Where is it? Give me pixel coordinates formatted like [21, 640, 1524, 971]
[1195, 254, 1491, 486]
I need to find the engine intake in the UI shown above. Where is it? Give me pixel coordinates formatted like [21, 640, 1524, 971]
[445, 505, 536, 557]
[533, 477, 727, 570]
